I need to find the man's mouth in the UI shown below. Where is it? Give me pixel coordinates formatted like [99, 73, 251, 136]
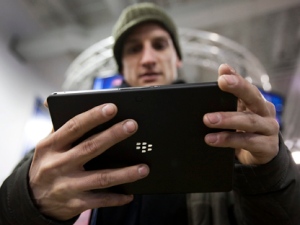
[139, 72, 161, 82]
[139, 73, 161, 83]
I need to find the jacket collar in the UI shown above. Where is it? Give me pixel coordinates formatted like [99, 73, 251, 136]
[119, 79, 186, 88]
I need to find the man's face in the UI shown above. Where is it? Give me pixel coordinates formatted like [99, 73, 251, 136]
[121, 22, 182, 87]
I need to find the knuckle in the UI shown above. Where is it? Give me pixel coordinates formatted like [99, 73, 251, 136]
[240, 133, 254, 145]
[97, 172, 112, 188]
[243, 133, 252, 142]
[99, 194, 130, 207]
[217, 131, 230, 145]
[99, 194, 110, 206]
[270, 118, 280, 133]
[262, 117, 280, 135]
[266, 100, 275, 110]
[39, 161, 53, 173]
[224, 131, 232, 141]
[35, 134, 55, 152]
[126, 168, 138, 182]
[69, 198, 85, 212]
[55, 182, 70, 194]
[81, 139, 98, 156]
[266, 101, 276, 115]
[247, 113, 258, 126]
[42, 160, 63, 176]
[107, 126, 124, 141]
[35, 140, 48, 153]
[89, 106, 102, 121]
[66, 117, 81, 135]
[115, 196, 131, 206]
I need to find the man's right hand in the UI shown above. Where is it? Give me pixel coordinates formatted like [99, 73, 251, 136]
[29, 103, 149, 221]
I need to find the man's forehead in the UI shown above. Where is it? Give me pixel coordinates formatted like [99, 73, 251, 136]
[125, 22, 171, 42]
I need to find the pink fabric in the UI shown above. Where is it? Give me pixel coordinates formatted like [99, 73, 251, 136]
[74, 210, 92, 225]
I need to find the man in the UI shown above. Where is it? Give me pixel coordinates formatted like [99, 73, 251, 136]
[1, 2, 299, 225]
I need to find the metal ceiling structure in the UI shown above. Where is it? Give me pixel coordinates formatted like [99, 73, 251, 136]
[14, 0, 300, 64]
[2, 0, 296, 94]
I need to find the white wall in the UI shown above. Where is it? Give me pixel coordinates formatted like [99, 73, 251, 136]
[0, 34, 59, 185]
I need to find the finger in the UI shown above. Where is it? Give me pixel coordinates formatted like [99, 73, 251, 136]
[53, 103, 117, 150]
[204, 131, 279, 164]
[83, 192, 134, 209]
[69, 192, 133, 217]
[68, 119, 138, 165]
[237, 98, 246, 112]
[44, 192, 134, 220]
[205, 131, 261, 151]
[236, 94, 277, 120]
[218, 64, 270, 117]
[266, 100, 277, 118]
[73, 164, 149, 191]
[203, 111, 279, 135]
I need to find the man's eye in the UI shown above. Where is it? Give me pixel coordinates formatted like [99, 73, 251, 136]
[125, 46, 141, 54]
[153, 41, 168, 50]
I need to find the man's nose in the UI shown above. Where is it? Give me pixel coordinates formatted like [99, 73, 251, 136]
[140, 45, 156, 67]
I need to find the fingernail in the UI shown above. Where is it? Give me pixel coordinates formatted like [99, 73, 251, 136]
[226, 64, 236, 74]
[222, 75, 237, 86]
[102, 104, 115, 116]
[205, 134, 218, 144]
[206, 113, 221, 124]
[138, 165, 149, 177]
[123, 120, 137, 133]
[126, 195, 134, 201]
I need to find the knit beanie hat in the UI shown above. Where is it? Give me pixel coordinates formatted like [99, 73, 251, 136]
[112, 2, 182, 73]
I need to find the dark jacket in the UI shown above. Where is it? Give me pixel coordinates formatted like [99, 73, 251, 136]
[1, 135, 299, 225]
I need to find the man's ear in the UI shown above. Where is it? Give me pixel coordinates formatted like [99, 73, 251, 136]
[43, 99, 48, 108]
[176, 58, 183, 68]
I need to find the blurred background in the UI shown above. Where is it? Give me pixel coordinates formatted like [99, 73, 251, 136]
[1, 0, 300, 185]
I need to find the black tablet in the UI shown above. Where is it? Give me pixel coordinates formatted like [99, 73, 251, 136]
[47, 82, 237, 194]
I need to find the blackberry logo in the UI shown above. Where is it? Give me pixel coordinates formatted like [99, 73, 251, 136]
[136, 142, 153, 153]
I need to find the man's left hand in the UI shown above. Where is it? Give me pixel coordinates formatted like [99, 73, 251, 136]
[203, 64, 279, 165]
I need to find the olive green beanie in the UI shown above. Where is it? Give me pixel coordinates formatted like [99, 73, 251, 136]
[112, 2, 182, 73]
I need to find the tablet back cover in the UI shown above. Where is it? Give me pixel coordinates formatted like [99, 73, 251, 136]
[47, 82, 237, 194]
